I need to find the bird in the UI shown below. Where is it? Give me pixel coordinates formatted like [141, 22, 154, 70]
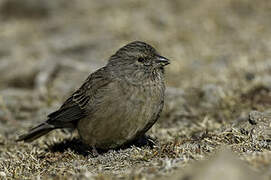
[17, 41, 170, 151]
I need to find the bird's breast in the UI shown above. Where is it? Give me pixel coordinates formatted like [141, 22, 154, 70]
[77, 77, 165, 149]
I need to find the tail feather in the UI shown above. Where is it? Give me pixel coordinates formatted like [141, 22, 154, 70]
[17, 123, 55, 142]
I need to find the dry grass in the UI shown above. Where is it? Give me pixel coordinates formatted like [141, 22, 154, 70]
[0, 0, 271, 179]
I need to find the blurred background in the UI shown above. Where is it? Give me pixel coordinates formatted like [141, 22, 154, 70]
[0, 0, 271, 179]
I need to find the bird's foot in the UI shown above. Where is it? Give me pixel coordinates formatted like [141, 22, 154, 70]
[134, 135, 157, 148]
[90, 146, 99, 157]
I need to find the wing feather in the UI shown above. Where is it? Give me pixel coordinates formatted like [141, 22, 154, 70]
[46, 67, 111, 127]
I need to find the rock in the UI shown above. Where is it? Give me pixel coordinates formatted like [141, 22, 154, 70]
[164, 148, 261, 180]
[0, 171, 6, 178]
[249, 111, 271, 141]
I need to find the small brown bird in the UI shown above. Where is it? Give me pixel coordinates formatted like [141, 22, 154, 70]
[17, 41, 170, 150]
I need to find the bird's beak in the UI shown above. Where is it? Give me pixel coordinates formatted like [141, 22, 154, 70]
[156, 55, 170, 66]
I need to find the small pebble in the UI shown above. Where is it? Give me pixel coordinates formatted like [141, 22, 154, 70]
[0, 171, 6, 177]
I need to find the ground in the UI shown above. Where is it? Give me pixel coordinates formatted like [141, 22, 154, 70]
[0, 0, 271, 179]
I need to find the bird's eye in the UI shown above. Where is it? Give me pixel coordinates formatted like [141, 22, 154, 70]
[138, 57, 145, 63]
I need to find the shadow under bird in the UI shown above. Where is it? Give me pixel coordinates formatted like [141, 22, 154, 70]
[17, 41, 170, 150]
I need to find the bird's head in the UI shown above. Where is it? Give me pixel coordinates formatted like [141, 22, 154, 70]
[108, 41, 170, 74]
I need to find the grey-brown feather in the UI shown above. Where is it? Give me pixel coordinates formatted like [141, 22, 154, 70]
[17, 123, 54, 142]
[17, 67, 111, 142]
[17, 41, 169, 149]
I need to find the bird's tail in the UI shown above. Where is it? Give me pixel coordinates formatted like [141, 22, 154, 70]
[17, 123, 55, 142]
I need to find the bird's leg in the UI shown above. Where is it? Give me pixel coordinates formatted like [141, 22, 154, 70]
[145, 135, 156, 147]
[141, 134, 156, 147]
[133, 134, 156, 148]
[91, 146, 99, 157]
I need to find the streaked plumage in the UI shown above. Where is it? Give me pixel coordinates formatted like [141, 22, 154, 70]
[17, 41, 170, 149]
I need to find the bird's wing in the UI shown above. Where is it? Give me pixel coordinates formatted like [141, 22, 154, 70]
[46, 67, 111, 128]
